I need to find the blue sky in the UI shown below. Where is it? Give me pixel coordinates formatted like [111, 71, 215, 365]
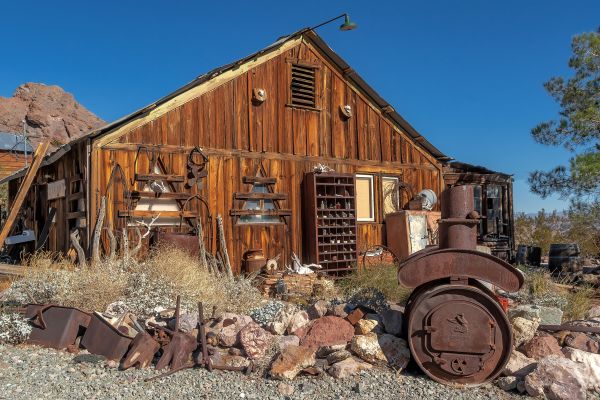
[1, 1, 598, 213]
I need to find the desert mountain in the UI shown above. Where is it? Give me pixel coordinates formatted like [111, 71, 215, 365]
[0, 83, 105, 150]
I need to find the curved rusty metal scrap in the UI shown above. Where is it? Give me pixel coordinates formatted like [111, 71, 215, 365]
[397, 248, 524, 292]
[406, 283, 512, 386]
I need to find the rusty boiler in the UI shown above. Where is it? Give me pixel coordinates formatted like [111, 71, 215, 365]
[397, 185, 523, 386]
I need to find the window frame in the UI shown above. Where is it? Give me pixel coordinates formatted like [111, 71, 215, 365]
[382, 175, 400, 217]
[355, 174, 375, 222]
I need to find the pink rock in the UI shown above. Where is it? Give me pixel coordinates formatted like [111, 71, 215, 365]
[286, 311, 310, 335]
[522, 336, 563, 360]
[0, 83, 105, 150]
[238, 321, 272, 359]
[213, 313, 253, 347]
[300, 316, 355, 349]
[278, 335, 300, 351]
[564, 332, 600, 354]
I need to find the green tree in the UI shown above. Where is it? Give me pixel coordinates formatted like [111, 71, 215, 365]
[529, 28, 600, 201]
[514, 209, 567, 254]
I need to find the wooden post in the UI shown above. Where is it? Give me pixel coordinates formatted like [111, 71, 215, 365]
[216, 215, 233, 279]
[0, 141, 50, 249]
[122, 228, 130, 262]
[70, 230, 87, 268]
[105, 228, 117, 260]
[197, 222, 208, 272]
[91, 196, 106, 264]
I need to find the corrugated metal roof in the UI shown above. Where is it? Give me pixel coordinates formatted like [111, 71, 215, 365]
[0, 132, 33, 153]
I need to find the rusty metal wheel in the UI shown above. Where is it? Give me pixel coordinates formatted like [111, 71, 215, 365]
[406, 284, 512, 386]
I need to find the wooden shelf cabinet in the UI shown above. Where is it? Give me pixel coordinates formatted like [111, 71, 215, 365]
[303, 172, 358, 275]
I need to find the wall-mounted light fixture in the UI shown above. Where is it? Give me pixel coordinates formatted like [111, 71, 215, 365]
[311, 13, 358, 32]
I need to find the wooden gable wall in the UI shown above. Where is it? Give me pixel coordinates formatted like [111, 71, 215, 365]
[90, 37, 444, 273]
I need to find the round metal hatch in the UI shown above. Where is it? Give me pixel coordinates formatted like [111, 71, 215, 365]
[406, 284, 512, 386]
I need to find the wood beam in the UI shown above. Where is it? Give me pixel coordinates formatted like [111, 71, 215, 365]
[0, 142, 50, 249]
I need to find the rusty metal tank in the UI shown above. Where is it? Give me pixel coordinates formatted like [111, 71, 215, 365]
[398, 185, 524, 386]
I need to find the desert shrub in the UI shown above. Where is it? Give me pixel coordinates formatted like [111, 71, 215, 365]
[563, 285, 595, 321]
[125, 245, 263, 316]
[338, 263, 412, 304]
[0, 312, 31, 344]
[58, 261, 128, 312]
[526, 270, 552, 298]
[2, 254, 73, 306]
[2, 247, 263, 318]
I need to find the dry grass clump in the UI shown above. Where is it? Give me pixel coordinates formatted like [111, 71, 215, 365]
[2, 246, 263, 318]
[59, 262, 128, 312]
[3, 253, 127, 311]
[127, 245, 262, 316]
[338, 263, 412, 304]
[526, 270, 552, 298]
[563, 285, 595, 321]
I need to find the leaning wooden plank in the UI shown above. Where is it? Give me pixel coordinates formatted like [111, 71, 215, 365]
[0, 141, 50, 249]
[0, 262, 24, 277]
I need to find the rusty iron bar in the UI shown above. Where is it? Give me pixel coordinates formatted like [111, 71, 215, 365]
[539, 324, 600, 334]
[197, 302, 212, 372]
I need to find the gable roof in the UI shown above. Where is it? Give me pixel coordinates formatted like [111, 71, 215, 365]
[0, 29, 450, 184]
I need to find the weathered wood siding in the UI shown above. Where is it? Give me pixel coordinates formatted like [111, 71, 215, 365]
[88, 39, 444, 273]
[7, 142, 88, 254]
[0, 152, 31, 180]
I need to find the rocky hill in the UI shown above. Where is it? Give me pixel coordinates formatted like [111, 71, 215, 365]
[0, 83, 105, 150]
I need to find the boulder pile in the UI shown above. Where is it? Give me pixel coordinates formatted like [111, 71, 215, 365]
[203, 299, 409, 380]
[497, 304, 600, 399]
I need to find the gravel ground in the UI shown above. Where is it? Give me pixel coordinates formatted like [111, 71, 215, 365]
[0, 344, 524, 400]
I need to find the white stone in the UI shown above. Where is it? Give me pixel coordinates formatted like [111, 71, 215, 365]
[562, 347, 600, 390]
[354, 319, 379, 335]
[327, 357, 372, 379]
[286, 311, 310, 335]
[512, 317, 539, 347]
[350, 333, 410, 369]
[524, 355, 587, 400]
[278, 335, 300, 352]
[266, 307, 294, 335]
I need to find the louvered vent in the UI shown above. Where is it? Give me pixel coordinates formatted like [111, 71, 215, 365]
[291, 64, 316, 108]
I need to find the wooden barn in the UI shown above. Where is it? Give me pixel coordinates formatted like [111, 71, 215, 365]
[2, 29, 514, 273]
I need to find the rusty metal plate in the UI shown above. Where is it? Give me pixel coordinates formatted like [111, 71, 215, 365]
[152, 231, 199, 256]
[429, 301, 492, 354]
[398, 248, 524, 293]
[407, 284, 511, 386]
[26, 304, 91, 350]
[80, 313, 133, 361]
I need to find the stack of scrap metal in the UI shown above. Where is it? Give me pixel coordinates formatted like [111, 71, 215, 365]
[22, 296, 253, 380]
